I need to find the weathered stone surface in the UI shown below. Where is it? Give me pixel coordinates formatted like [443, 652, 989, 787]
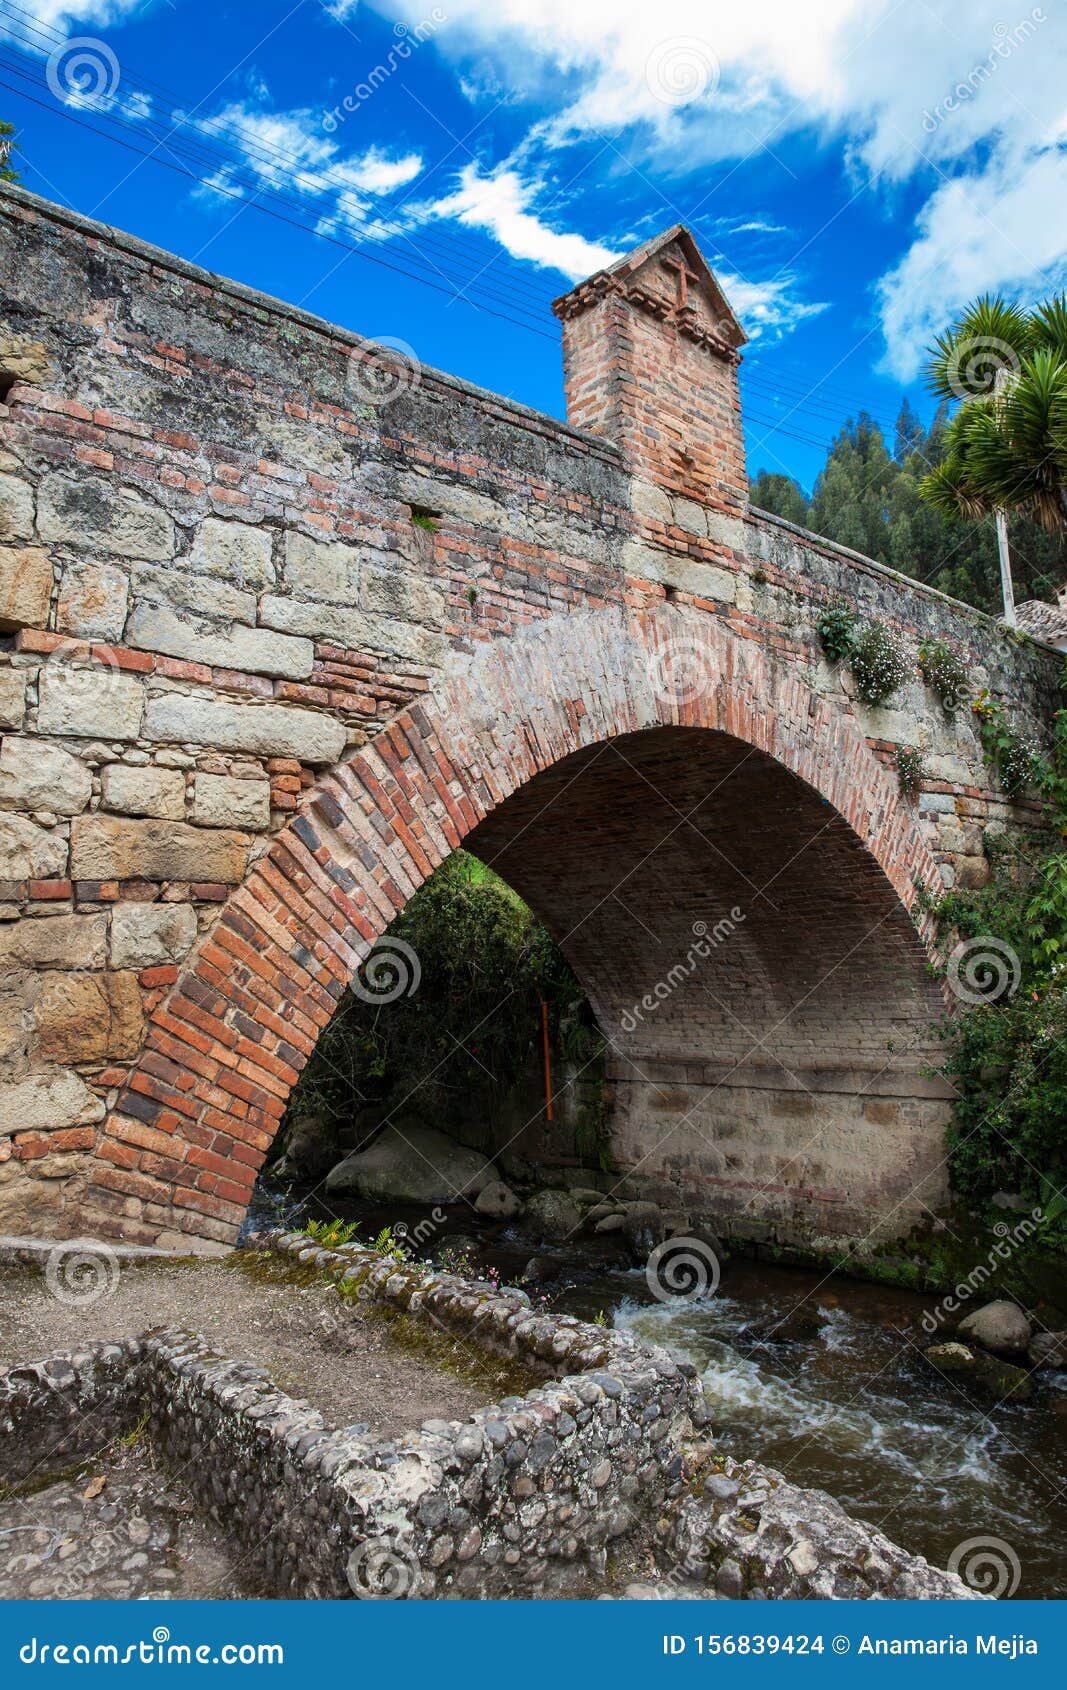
[110, 901, 197, 968]
[100, 762, 186, 820]
[0, 332, 51, 385]
[0, 667, 25, 729]
[191, 772, 270, 830]
[189, 517, 276, 589]
[144, 691, 346, 764]
[70, 815, 251, 883]
[0, 913, 107, 969]
[37, 474, 175, 561]
[0, 545, 51, 630]
[325, 1124, 497, 1202]
[0, 737, 91, 815]
[127, 602, 313, 680]
[958, 1299, 1032, 1357]
[132, 563, 255, 624]
[1029, 1331, 1067, 1370]
[55, 560, 129, 640]
[0, 472, 34, 541]
[923, 1340, 1033, 1402]
[0, 813, 66, 879]
[33, 969, 144, 1062]
[283, 531, 362, 603]
[260, 595, 447, 665]
[0, 1068, 105, 1138]
[37, 667, 145, 741]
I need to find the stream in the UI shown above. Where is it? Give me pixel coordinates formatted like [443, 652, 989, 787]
[257, 1189, 1067, 1598]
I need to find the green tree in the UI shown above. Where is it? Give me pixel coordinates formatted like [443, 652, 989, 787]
[921, 293, 1067, 533]
[750, 468, 807, 526]
[0, 121, 18, 183]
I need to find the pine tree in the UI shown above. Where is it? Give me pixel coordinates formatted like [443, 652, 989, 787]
[0, 121, 18, 184]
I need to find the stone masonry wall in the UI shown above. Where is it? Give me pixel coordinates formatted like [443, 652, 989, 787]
[0, 183, 1059, 1251]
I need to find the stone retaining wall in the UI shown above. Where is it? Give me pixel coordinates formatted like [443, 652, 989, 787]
[0, 1238, 976, 1600]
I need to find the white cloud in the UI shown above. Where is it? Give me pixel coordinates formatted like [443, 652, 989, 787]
[877, 146, 1067, 380]
[717, 269, 827, 341]
[423, 165, 618, 280]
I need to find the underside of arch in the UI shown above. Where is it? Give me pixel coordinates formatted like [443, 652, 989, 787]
[81, 606, 952, 1252]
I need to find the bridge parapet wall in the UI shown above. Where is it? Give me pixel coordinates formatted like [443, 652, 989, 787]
[0, 184, 1057, 1247]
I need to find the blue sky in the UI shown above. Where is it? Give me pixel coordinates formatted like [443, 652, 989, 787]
[1, 0, 1064, 492]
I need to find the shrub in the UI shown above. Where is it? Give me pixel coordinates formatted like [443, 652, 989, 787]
[972, 691, 1047, 798]
[850, 621, 910, 705]
[918, 638, 969, 713]
[897, 747, 926, 798]
[815, 599, 856, 662]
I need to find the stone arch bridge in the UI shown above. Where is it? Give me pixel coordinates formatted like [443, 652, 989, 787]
[0, 189, 1057, 1252]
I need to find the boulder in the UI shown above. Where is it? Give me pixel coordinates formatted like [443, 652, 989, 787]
[522, 1188, 582, 1241]
[958, 1299, 1032, 1357]
[324, 1122, 496, 1203]
[473, 1179, 520, 1219]
[622, 1200, 665, 1256]
[272, 1115, 336, 1182]
[923, 1341, 1033, 1403]
[1029, 1331, 1067, 1371]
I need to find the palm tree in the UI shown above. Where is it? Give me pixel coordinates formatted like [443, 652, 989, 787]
[920, 294, 1067, 534]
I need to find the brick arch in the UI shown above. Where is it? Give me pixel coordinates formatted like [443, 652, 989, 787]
[85, 606, 946, 1251]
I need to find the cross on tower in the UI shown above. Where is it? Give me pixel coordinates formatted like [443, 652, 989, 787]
[662, 254, 701, 309]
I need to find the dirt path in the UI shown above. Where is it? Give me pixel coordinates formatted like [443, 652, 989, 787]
[0, 1252, 499, 1439]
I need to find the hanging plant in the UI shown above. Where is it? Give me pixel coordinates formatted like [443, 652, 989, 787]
[815, 599, 856, 663]
[918, 638, 969, 714]
[850, 621, 910, 706]
[897, 747, 926, 798]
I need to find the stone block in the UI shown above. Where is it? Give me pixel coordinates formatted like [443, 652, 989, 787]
[33, 968, 144, 1062]
[0, 1068, 105, 1138]
[37, 473, 175, 561]
[127, 602, 314, 680]
[0, 545, 52, 631]
[56, 560, 130, 640]
[189, 517, 276, 589]
[37, 666, 145, 741]
[0, 813, 67, 879]
[0, 737, 92, 816]
[131, 563, 255, 624]
[0, 472, 34, 542]
[100, 763, 186, 820]
[361, 565, 447, 625]
[260, 595, 447, 666]
[0, 668, 26, 730]
[192, 772, 271, 830]
[0, 913, 107, 969]
[283, 530, 362, 603]
[0, 332, 51, 386]
[70, 815, 251, 884]
[144, 691, 346, 765]
[110, 901, 197, 968]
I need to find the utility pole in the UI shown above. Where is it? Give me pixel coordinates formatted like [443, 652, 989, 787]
[996, 509, 1017, 628]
